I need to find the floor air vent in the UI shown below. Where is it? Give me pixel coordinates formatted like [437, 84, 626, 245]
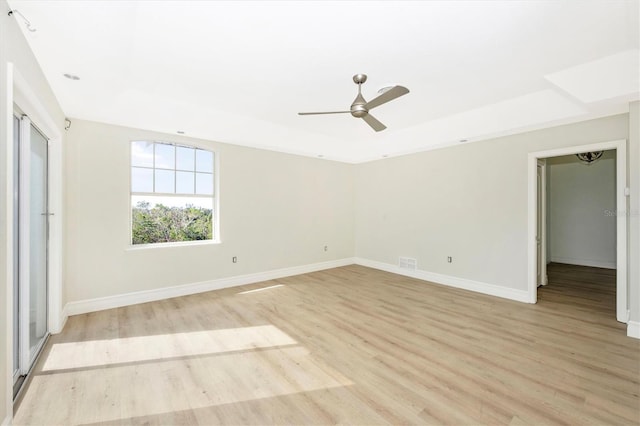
[398, 257, 417, 271]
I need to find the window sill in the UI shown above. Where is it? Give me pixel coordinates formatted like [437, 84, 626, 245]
[126, 239, 220, 251]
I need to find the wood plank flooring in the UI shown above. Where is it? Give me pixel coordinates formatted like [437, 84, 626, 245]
[14, 264, 640, 425]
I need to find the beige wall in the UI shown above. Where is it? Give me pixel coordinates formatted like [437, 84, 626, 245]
[355, 114, 629, 292]
[547, 150, 616, 269]
[64, 120, 355, 303]
[1, 0, 66, 422]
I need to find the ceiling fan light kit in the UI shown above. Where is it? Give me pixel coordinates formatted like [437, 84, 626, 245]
[576, 151, 604, 165]
[298, 73, 409, 132]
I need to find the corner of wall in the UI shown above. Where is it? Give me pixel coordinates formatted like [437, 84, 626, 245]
[54, 304, 69, 335]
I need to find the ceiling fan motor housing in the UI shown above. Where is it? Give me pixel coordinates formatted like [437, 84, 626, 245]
[351, 98, 368, 118]
[350, 105, 368, 118]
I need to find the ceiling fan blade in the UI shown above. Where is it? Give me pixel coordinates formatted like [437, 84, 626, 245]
[364, 85, 409, 110]
[362, 113, 386, 132]
[298, 111, 351, 115]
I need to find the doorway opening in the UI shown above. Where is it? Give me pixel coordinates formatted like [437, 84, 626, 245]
[528, 140, 628, 323]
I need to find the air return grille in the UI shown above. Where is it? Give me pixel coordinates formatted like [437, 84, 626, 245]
[398, 257, 417, 271]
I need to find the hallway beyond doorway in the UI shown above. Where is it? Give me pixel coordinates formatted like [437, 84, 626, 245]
[539, 263, 616, 319]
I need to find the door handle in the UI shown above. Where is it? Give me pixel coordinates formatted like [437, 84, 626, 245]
[40, 213, 54, 216]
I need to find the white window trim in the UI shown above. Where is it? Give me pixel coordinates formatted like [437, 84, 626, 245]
[128, 140, 220, 247]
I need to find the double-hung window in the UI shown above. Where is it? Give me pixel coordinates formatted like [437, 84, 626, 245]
[130, 141, 216, 245]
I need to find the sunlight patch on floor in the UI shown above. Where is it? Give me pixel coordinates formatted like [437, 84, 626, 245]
[17, 346, 353, 425]
[237, 284, 284, 294]
[42, 325, 297, 371]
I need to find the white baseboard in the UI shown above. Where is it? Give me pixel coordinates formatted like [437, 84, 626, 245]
[550, 256, 616, 270]
[354, 257, 532, 303]
[63, 258, 356, 318]
[55, 255, 634, 339]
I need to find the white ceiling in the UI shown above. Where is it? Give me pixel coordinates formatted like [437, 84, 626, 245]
[8, 0, 640, 163]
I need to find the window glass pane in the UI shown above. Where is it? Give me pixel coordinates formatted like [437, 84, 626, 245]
[130, 141, 215, 245]
[176, 146, 195, 171]
[155, 169, 175, 193]
[131, 167, 153, 192]
[29, 124, 48, 353]
[196, 150, 214, 173]
[176, 171, 195, 194]
[131, 141, 154, 167]
[131, 195, 213, 245]
[155, 143, 175, 169]
[196, 172, 213, 195]
[132, 195, 213, 209]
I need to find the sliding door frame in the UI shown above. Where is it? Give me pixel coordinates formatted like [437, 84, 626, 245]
[12, 67, 64, 335]
[5, 64, 64, 412]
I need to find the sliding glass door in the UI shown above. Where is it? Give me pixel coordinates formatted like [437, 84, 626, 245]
[13, 112, 50, 391]
[28, 123, 49, 356]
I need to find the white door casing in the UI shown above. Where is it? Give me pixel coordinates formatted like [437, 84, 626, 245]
[536, 160, 547, 287]
[528, 140, 628, 323]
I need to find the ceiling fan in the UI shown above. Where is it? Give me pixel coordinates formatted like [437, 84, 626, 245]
[298, 74, 409, 132]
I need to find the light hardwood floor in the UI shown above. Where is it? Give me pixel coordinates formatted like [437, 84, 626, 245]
[14, 264, 640, 425]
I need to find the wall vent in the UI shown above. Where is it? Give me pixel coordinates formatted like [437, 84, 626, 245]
[398, 257, 417, 271]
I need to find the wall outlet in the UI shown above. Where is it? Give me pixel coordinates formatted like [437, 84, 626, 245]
[447, 256, 452, 263]
[324, 245, 328, 252]
[232, 256, 237, 263]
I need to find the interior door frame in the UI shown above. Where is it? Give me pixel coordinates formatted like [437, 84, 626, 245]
[527, 139, 628, 323]
[536, 159, 548, 287]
